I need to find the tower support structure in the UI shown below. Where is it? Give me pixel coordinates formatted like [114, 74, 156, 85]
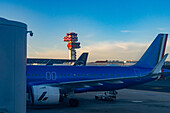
[69, 49, 76, 60]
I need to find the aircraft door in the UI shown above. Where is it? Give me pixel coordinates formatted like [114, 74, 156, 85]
[52, 72, 57, 80]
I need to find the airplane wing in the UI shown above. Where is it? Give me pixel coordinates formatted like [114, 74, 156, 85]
[147, 53, 169, 79]
[48, 76, 139, 92]
[151, 54, 168, 74]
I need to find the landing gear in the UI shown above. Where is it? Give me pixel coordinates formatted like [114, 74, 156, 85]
[69, 98, 79, 107]
[29, 93, 34, 105]
[95, 91, 117, 102]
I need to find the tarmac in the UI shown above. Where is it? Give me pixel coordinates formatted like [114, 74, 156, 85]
[27, 80, 170, 113]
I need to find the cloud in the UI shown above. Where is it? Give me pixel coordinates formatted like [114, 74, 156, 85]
[28, 44, 40, 55]
[120, 30, 132, 33]
[157, 28, 166, 31]
[68, 29, 76, 33]
[28, 40, 170, 62]
[77, 41, 149, 61]
[28, 41, 149, 61]
[27, 47, 69, 59]
[84, 33, 94, 38]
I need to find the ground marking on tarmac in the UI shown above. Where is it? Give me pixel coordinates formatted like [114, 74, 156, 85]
[131, 101, 143, 103]
[151, 87, 162, 89]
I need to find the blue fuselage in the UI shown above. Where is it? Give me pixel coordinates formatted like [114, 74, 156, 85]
[26, 65, 168, 93]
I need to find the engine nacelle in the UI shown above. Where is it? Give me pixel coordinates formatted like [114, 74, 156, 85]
[30, 85, 61, 105]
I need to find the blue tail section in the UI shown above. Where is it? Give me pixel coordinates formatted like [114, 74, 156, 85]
[73, 53, 88, 66]
[134, 34, 168, 68]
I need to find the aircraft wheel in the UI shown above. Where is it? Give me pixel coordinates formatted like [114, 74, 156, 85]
[95, 96, 99, 100]
[69, 99, 79, 107]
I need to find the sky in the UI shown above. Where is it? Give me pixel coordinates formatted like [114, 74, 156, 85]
[1, 0, 170, 61]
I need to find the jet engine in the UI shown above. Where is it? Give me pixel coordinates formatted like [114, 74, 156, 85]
[30, 85, 62, 105]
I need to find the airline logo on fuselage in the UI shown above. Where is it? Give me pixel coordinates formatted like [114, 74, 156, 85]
[38, 91, 48, 101]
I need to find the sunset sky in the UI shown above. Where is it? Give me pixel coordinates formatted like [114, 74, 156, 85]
[1, 0, 170, 61]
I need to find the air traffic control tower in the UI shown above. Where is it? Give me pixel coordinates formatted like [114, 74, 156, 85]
[63, 32, 80, 60]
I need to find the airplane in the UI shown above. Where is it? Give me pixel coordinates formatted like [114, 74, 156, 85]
[27, 52, 88, 66]
[73, 53, 88, 66]
[26, 34, 170, 107]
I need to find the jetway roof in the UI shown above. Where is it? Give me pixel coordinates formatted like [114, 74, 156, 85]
[0, 17, 27, 28]
[27, 58, 76, 65]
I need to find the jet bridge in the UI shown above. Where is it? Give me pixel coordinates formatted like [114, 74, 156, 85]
[0, 18, 28, 113]
[27, 58, 76, 65]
